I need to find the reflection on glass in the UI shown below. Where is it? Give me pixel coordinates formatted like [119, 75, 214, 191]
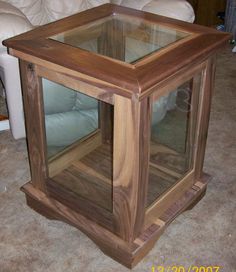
[147, 75, 201, 207]
[43, 79, 98, 158]
[43, 79, 113, 211]
[50, 14, 189, 63]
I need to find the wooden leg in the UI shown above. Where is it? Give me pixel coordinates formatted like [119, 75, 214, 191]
[113, 96, 151, 242]
[19, 60, 48, 193]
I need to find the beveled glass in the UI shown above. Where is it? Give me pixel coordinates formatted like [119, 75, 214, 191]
[50, 14, 189, 63]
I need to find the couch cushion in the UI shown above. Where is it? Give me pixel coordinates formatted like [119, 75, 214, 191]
[44, 0, 109, 23]
[43, 0, 88, 23]
[2, 0, 49, 25]
[0, 2, 33, 51]
[110, 0, 123, 5]
[112, 0, 194, 23]
[45, 109, 98, 147]
[87, 0, 110, 9]
[74, 92, 98, 111]
[118, 0, 151, 10]
[0, 1, 26, 17]
[42, 79, 77, 115]
[142, 0, 195, 23]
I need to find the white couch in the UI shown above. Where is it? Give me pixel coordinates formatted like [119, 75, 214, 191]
[0, 0, 194, 139]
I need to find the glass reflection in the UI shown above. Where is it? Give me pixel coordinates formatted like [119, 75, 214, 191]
[42, 79, 113, 212]
[50, 14, 189, 63]
[147, 76, 201, 207]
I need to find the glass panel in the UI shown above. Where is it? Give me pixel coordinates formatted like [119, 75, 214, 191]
[147, 75, 201, 207]
[42, 78, 113, 212]
[50, 14, 189, 63]
[42, 78, 98, 158]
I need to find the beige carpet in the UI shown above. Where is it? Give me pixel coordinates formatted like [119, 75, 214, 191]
[0, 45, 235, 272]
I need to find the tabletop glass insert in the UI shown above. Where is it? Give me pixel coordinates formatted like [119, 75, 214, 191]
[50, 14, 189, 63]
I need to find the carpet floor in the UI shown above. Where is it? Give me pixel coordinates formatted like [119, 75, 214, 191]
[0, 45, 235, 272]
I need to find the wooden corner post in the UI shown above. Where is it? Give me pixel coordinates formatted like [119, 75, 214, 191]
[19, 60, 48, 192]
[113, 94, 151, 243]
[194, 57, 216, 180]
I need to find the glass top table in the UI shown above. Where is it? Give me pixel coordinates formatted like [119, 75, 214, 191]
[3, 3, 229, 96]
[50, 14, 189, 63]
[3, 3, 230, 269]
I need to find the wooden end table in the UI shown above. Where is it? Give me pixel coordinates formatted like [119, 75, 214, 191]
[3, 4, 230, 268]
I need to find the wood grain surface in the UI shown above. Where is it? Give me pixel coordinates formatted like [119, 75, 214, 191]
[19, 61, 48, 192]
[21, 173, 210, 268]
[3, 4, 230, 99]
[7, 4, 229, 268]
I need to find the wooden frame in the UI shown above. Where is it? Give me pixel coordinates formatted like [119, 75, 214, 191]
[3, 4, 229, 99]
[3, 4, 230, 268]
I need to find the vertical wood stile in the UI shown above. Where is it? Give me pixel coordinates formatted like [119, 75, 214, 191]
[99, 102, 113, 144]
[194, 57, 216, 179]
[19, 60, 48, 192]
[186, 74, 201, 170]
[113, 95, 151, 242]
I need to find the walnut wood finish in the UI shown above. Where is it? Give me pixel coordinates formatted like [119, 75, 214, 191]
[3, 4, 230, 99]
[3, 4, 230, 268]
[194, 57, 216, 180]
[22, 174, 209, 268]
[51, 143, 113, 211]
[19, 60, 48, 193]
[50, 138, 189, 220]
[37, 66, 114, 104]
[113, 96, 151, 242]
[99, 102, 114, 144]
[185, 74, 201, 169]
[48, 130, 102, 177]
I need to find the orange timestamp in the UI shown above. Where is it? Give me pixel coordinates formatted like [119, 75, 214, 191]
[151, 266, 221, 272]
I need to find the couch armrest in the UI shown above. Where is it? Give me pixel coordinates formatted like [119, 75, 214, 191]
[0, 52, 26, 139]
[87, 0, 110, 8]
[112, 0, 195, 23]
[0, 1, 33, 52]
[142, 0, 195, 23]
